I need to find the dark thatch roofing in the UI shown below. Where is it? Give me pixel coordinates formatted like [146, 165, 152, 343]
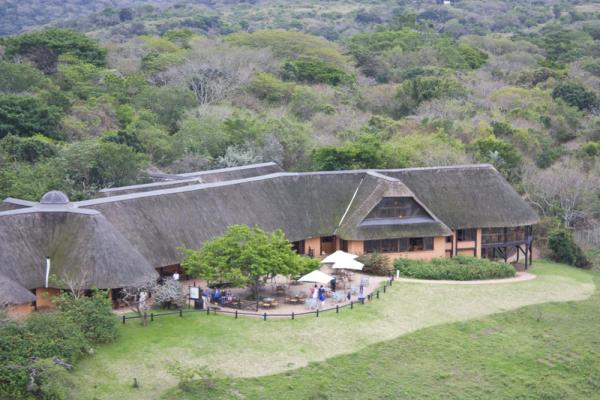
[0, 211, 157, 295]
[99, 162, 284, 197]
[0, 274, 35, 305]
[0, 163, 537, 305]
[78, 172, 366, 267]
[336, 172, 452, 240]
[380, 165, 540, 229]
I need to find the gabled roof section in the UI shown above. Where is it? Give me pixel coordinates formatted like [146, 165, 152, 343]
[378, 164, 540, 229]
[336, 171, 452, 240]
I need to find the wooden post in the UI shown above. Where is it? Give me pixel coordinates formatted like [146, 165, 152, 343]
[150, 313, 154, 322]
[263, 312, 267, 321]
[316, 309, 319, 317]
[235, 310, 238, 319]
[122, 315, 126, 324]
[350, 301, 354, 309]
[336, 305, 339, 313]
[292, 312, 294, 320]
[179, 309, 183, 317]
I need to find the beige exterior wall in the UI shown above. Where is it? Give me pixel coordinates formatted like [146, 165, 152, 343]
[304, 237, 321, 257]
[7, 303, 33, 318]
[35, 287, 61, 310]
[346, 240, 364, 256]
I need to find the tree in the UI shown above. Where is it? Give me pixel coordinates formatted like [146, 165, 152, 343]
[60, 140, 148, 198]
[0, 94, 63, 139]
[153, 278, 186, 309]
[548, 229, 590, 268]
[120, 278, 157, 326]
[182, 225, 318, 310]
[523, 160, 598, 228]
[3, 28, 106, 73]
[311, 135, 390, 170]
[156, 44, 274, 106]
[282, 58, 354, 86]
[470, 136, 522, 182]
[53, 290, 117, 344]
[552, 81, 597, 111]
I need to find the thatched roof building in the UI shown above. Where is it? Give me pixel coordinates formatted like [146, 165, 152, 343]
[0, 163, 538, 306]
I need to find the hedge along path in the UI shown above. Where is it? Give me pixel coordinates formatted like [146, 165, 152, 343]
[395, 271, 536, 285]
[71, 262, 596, 400]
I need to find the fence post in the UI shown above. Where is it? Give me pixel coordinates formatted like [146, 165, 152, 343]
[150, 313, 154, 322]
[350, 301, 353, 309]
[235, 310, 238, 319]
[316, 309, 319, 318]
[292, 312, 295, 320]
[377, 290, 380, 299]
[263, 312, 267, 321]
[383, 285, 386, 293]
[179, 309, 183, 317]
[213, 308, 217, 315]
[122, 315, 126, 324]
[206, 307, 210, 316]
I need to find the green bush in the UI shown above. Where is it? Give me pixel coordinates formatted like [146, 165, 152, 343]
[356, 253, 391, 276]
[282, 58, 354, 86]
[552, 81, 597, 111]
[53, 290, 118, 344]
[548, 229, 591, 269]
[394, 256, 516, 281]
[0, 313, 88, 398]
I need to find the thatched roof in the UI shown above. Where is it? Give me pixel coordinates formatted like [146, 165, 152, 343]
[0, 163, 537, 305]
[0, 274, 35, 305]
[380, 165, 540, 229]
[99, 162, 284, 197]
[0, 211, 157, 297]
[336, 172, 452, 240]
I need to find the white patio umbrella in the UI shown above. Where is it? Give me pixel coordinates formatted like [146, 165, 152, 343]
[331, 258, 364, 271]
[298, 270, 334, 284]
[321, 250, 359, 264]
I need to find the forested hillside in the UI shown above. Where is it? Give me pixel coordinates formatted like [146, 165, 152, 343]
[0, 0, 599, 264]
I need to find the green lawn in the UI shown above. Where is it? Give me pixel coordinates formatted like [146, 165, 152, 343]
[71, 261, 596, 399]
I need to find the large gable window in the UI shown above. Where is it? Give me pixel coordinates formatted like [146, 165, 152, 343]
[364, 237, 434, 253]
[363, 197, 432, 224]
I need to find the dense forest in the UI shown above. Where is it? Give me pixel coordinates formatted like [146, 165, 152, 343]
[0, 0, 599, 265]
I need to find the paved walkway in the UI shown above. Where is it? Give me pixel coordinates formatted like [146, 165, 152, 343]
[395, 271, 536, 285]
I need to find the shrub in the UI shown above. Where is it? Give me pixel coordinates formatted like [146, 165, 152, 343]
[552, 81, 597, 111]
[548, 229, 591, 269]
[356, 253, 391, 276]
[53, 290, 118, 344]
[27, 358, 73, 400]
[394, 256, 516, 281]
[153, 278, 186, 309]
[282, 58, 354, 86]
[0, 313, 88, 398]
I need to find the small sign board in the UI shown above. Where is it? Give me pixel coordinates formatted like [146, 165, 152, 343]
[189, 287, 200, 300]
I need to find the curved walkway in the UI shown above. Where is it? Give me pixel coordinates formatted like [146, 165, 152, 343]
[395, 271, 536, 285]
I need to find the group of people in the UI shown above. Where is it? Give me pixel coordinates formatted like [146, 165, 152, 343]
[201, 287, 234, 308]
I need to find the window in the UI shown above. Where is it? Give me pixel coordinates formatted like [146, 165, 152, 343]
[340, 240, 348, 252]
[291, 240, 305, 254]
[364, 197, 431, 220]
[457, 229, 476, 242]
[364, 237, 434, 253]
[446, 235, 453, 243]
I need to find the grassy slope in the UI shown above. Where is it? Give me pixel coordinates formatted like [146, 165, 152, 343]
[167, 265, 600, 400]
[71, 261, 596, 399]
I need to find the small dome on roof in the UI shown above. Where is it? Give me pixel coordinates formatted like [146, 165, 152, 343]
[40, 191, 70, 205]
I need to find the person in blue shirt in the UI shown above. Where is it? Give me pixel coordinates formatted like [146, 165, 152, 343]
[213, 288, 221, 304]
